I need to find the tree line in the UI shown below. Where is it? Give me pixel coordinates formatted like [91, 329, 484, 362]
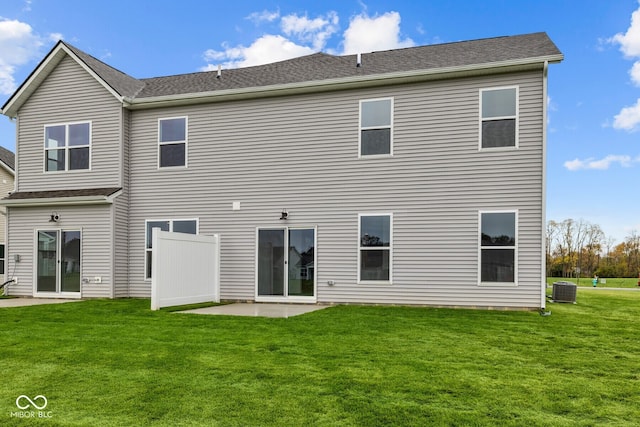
[546, 219, 640, 278]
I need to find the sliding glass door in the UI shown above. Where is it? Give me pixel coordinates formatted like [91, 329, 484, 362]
[257, 227, 316, 301]
[37, 230, 81, 295]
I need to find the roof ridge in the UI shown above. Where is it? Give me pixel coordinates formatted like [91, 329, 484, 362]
[141, 51, 332, 82]
[61, 40, 145, 98]
[61, 41, 134, 80]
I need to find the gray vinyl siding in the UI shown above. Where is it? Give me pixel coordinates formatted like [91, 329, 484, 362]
[127, 70, 545, 308]
[16, 55, 122, 191]
[0, 168, 13, 283]
[5, 204, 114, 297]
[114, 109, 130, 297]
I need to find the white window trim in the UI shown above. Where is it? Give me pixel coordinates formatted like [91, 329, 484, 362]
[359, 97, 394, 158]
[158, 116, 188, 169]
[478, 210, 518, 286]
[43, 121, 92, 172]
[358, 213, 393, 285]
[144, 218, 199, 280]
[478, 86, 519, 151]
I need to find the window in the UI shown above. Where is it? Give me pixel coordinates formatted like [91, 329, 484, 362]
[360, 98, 393, 156]
[0, 244, 4, 275]
[44, 122, 91, 171]
[358, 214, 392, 283]
[145, 219, 198, 279]
[480, 87, 518, 149]
[159, 117, 187, 167]
[480, 211, 517, 284]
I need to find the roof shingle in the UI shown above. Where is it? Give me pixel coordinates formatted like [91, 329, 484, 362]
[63, 42, 145, 98]
[134, 32, 562, 99]
[0, 146, 15, 171]
[61, 32, 561, 101]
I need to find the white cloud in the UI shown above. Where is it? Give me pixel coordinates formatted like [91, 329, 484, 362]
[201, 35, 314, 70]
[49, 32, 63, 42]
[610, 3, 640, 58]
[564, 154, 636, 171]
[613, 98, 640, 131]
[610, 3, 640, 130]
[281, 11, 339, 51]
[246, 10, 280, 25]
[202, 11, 338, 70]
[342, 11, 414, 55]
[201, 10, 416, 71]
[630, 61, 640, 85]
[0, 18, 47, 95]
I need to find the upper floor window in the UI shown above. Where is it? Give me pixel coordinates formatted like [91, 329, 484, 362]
[479, 211, 517, 285]
[44, 122, 91, 171]
[480, 87, 518, 149]
[358, 213, 393, 283]
[360, 98, 393, 156]
[0, 244, 4, 275]
[158, 117, 187, 168]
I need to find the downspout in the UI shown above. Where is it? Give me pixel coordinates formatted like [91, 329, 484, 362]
[541, 60, 549, 310]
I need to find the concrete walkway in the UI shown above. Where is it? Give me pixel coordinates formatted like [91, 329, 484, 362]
[179, 303, 329, 318]
[0, 298, 81, 308]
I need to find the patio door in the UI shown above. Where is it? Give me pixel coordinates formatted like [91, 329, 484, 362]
[36, 230, 81, 296]
[257, 227, 316, 302]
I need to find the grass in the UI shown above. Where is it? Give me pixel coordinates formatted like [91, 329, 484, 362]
[547, 277, 640, 288]
[1, 292, 639, 426]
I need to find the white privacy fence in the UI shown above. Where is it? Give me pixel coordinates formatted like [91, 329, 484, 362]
[151, 229, 220, 310]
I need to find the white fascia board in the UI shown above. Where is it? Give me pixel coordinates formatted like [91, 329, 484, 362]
[0, 189, 122, 207]
[124, 54, 564, 110]
[1, 45, 67, 118]
[0, 162, 14, 176]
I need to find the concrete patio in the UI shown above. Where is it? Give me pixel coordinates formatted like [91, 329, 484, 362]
[0, 298, 81, 308]
[178, 303, 330, 318]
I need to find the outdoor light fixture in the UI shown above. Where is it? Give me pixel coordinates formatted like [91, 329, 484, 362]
[280, 209, 288, 220]
[49, 212, 59, 222]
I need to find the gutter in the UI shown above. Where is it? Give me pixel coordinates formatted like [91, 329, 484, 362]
[123, 54, 564, 110]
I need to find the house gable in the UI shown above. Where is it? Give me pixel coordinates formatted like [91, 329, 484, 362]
[16, 54, 126, 191]
[1, 41, 143, 118]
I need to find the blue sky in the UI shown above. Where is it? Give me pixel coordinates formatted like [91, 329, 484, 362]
[1, 0, 639, 243]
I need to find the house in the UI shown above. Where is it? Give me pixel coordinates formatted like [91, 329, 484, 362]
[0, 146, 15, 284]
[0, 32, 563, 309]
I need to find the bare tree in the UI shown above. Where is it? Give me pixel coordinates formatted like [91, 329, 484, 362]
[549, 218, 602, 278]
[581, 223, 605, 277]
[546, 220, 560, 276]
[625, 230, 640, 277]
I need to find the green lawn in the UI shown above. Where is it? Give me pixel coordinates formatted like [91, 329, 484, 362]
[547, 277, 640, 288]
[1, 292, 639, 426]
